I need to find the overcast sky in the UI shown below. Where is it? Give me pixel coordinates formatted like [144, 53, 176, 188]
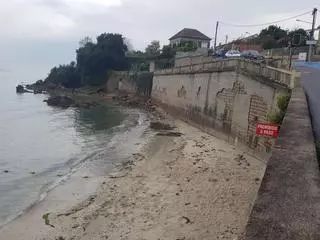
[0, 0, 319, 83]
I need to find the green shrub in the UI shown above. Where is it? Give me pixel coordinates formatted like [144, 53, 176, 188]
[277, 95, 290, 112]
[268, 111, 285, 124]
[268, 95, 290, 124]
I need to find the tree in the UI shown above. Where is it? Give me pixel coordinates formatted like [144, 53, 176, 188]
[45, 62, 81, 88]
[126, 50, 146, 58]
[161, 45, 176, 58]
[220, 24, 310, 51]
[258, 25, 288, 49]
[43, 33, 130, 88]
[79, 36, 93, 48]
[288, 28, 309, 46]
[262, 37, 280, 50]
[124, 37, 134, 52]
[76, 33, 128, 85]
[145, 40, 160, 56]
[259, 25, 287, 41]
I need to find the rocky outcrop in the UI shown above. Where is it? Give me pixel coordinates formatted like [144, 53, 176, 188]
[16, 85, 33, 93]
[26, 81, 58, 93]
[44, 96, 75, 108]
[150, 121, 182, 137]
[150, 121, 174, 131]
[156, 132, 183, 137]
[114, 94, 157, 112]
[33, 88, 43, 94]
[44, 96, 101, 109]
[73, 101, 100, 109]
[16, 85, 25, 93]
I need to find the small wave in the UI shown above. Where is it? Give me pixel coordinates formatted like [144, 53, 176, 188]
[0, 108, 152, 229]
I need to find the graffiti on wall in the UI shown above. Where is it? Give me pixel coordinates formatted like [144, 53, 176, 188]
[177, 85, 187, 98]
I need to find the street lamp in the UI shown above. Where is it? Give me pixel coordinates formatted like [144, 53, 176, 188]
[296, 19, 312, 24]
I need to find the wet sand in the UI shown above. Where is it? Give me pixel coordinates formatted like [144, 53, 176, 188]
[0, 170, 105, 239]
[0, 120, 266, 240]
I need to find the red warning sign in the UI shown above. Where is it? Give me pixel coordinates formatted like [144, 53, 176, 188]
[256, 123, 280, 138]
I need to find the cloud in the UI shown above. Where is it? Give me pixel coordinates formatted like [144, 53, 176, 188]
[0, 0, 122, 40]
[0, 68, 10, 73]
[0, 0, 318, 81]
[1, 0, 317, 45]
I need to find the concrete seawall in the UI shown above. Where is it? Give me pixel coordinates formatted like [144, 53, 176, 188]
[152, 60, 294, 156]
[152, 57, 320, 238]
[242, 86, 320, 239]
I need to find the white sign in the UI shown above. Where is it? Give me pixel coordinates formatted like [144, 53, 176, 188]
[306, 40, 317, 45]
[298, 52, 307, 61]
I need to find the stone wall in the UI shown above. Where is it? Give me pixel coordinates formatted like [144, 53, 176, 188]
[152, 59, 295, 154]
[107, 71, 136, 94]
[109, 71, 153, 97]
[241, 86, 320, 240]
[106, 72, 123, 93]
[174, 55, 215, 67]
[160, 58, 299, 89]
[175, 48, 209, 60]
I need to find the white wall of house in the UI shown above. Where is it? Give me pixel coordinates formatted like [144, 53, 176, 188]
[201, 41, 209, 48]
[170, 37, 210, 48]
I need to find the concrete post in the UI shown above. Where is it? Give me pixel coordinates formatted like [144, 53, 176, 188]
[290, 70, 301, 89]
[149, 61, 155, 72]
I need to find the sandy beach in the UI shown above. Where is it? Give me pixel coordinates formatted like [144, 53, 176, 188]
[0, 120, 266, 240]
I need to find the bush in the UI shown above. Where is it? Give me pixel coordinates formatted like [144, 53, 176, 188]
[277, 95, 290, 112]
[268, 111, 285, 124]
[268, 95, 290, 124]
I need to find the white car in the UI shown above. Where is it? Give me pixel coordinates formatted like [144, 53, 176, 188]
[225, 50, 241, 58]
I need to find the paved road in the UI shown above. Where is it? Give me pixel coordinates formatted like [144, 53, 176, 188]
[296, 62, 320, 140]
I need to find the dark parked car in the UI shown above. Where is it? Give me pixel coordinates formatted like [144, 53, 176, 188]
[214, 49, 228, 58]
[241, 50, 264, 60]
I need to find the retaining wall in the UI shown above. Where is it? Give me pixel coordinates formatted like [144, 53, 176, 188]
[153, 59, 294, 155]
[241, 86, 320, 240]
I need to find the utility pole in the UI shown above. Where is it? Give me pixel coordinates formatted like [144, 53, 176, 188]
[308, 8, 317, 62]
[214, 21, 219, 51]
[225, 35, 228, 44]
